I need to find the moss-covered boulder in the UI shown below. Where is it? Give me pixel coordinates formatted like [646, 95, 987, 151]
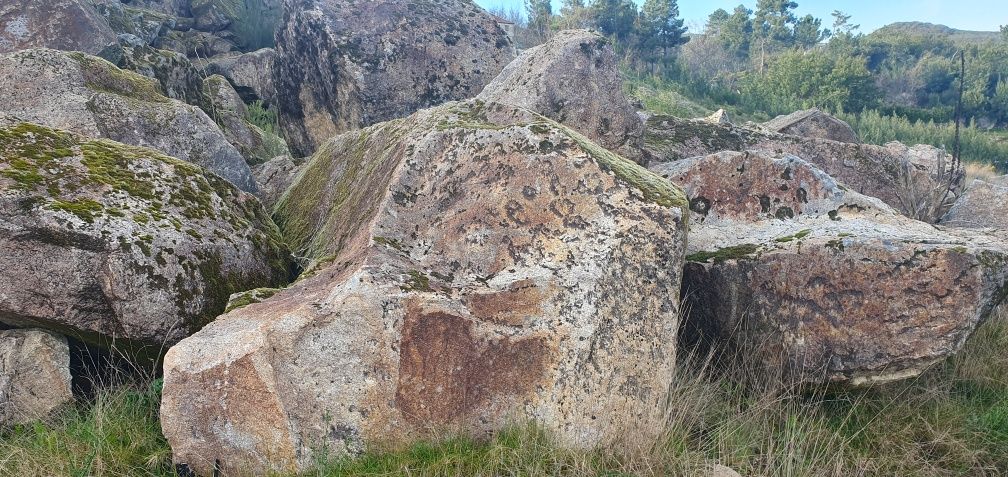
[101, 42, 212, 110]
[478, 30, 644, 160]
[0, 329, 73, 428]
[0, 0, 116, 55]
[0, 122, 293, 351]
[274, 0, 515, 156]
[0, 48, 258, 193]
[652, 150, 1008, 385]
[161, 100, 688, 474]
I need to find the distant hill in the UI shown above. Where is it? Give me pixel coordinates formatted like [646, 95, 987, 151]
[870, 22, 1002, 45]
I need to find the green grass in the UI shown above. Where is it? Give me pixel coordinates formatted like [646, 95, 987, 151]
[3, 310, 1007, 476]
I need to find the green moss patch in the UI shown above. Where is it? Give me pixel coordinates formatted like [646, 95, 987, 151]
[687, 244, 762, 263]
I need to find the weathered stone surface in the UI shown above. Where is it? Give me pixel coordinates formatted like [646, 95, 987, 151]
[763, 108, 859, 144]
[645, 115, 959, 221]
[477, 30, 642, 158]
[157, 28, 236, 58]
[0, 48, 258, 193]
[205, 74, 289, 165]
[941, 179, 1008, 230]
[0, 0, 116, 54]
[161, 100, 688, 474]
[652, 151, 1008, 385]
[101, 42, 212, 110]
[0, 122, 293, 350]
[202, 48, 277, 104]
[252, 155, 302, 210]
[94, 2, 189, 48]
[190, 0, 280, 50]
[0, 329, 73, 427]
[274, 0, 515, 156]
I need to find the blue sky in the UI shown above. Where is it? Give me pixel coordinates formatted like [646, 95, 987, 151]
[472, 0, 1006, 33]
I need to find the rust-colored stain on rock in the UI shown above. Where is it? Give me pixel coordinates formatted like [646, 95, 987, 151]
[395, 306, 549, 425]
[465, 279, 544, 326]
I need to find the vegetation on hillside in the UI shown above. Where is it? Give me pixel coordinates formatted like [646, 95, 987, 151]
[496, 0, 1008, 171]
[3, 309, 1006, 476]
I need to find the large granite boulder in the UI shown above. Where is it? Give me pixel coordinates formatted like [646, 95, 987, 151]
[161, 100, 689, 474]
[941, 179, 1008, 230]
[274, 0, 515, 156]
[645, 115, 961, 222]
[0, 0, 116, 54]
[0, 122, 293, 351]
[477, 30, 643, 159]
[202, 48, 277, 105]
[93, 1, 191, 48]
[0, 329, 74, 427]
[101, 41, 212, 111]
[0, 48, 258, 193]
[652, 151, 1008, 385]
[763, 108, 859, 144]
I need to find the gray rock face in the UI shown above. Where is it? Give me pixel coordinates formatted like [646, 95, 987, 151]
[645, 115, 961, 221]
[477, 30, 643, 158]
[942, 179, 1008, 230]
[0, 48, 258, 193]
[190, 0, 280, 50]
[274, 0, 515, 156]
[763, 108, 859, 144]
[0, 122, 293, 350]
[652, 151, 1008, 385]
[204, 74, 289, 165]
[0, 0, 116, 54]
[0, 329, 74, 427]
[101, 42, 212, 110]
[202, 48, 277, 105]
[161, 100, 688, 475]
[252, 155, 302, 210]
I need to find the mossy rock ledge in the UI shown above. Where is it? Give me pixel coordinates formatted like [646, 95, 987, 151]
[652, 150, 1008, 385]
[161, 99, 688, 475]
[0, 122, 293, 352]
[0, 48, 258, 194]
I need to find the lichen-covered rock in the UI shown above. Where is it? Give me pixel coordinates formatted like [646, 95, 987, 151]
[0, 329, 73, 427]
[477, 30, 642, 158]
[202, 48, 276, 104]
[941, 179, 1008, 230]
[93, 2, 190, 48]
[645, 115, 958, 220]
[161, 100, 688, 474]
[652, 151, 1008, 385]
[0, 122, 293, 350]
[190, 0, 280, 50]
[274, 0, 515, 156]
[0, 48, 258, 193]
[252, 154, 302, 210]
[205, 74, 289, 165]
[101, 42, 212, 110]
[157, 28, 236, 58]
[763, 108, 859, 144]
[0, 0, 116, 54]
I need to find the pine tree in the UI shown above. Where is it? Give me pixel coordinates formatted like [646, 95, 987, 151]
[720, 5, 753, 57]
[525, 0, 552, 43]
[589, 0, 638, 41]
[558, 0, 591, 29]
[640, 0, 689, 51]
[706, 8, 731, 35]
[793, 14, 826, 48]
[754, 0, 798, 48]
